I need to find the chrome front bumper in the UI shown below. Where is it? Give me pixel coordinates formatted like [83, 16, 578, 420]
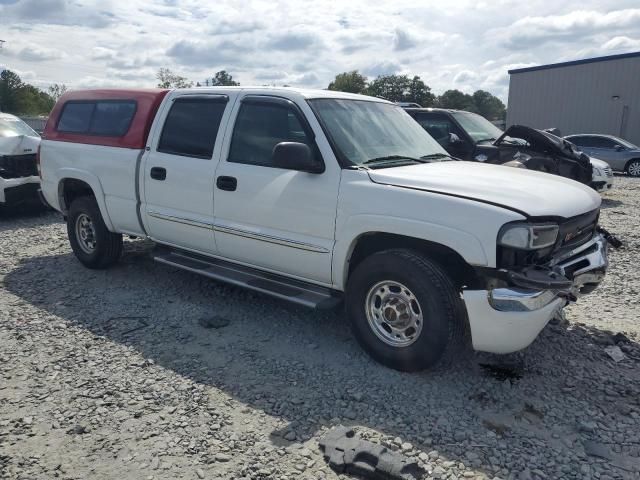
[490, 233, 608, 312]
[463, 233, 608, 354]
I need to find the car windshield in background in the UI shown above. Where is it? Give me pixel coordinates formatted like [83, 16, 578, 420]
[0, 117, 39, 138]
[309, 99, 448, 167]
[612, 136, 638, 149]
[451, 111, 503, 143]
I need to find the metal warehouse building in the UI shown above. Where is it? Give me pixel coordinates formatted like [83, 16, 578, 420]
[506, 51, 640, 145]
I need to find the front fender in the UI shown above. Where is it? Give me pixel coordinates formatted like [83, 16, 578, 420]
[56, 168, 115, 231]
[333, 214, 489, 290]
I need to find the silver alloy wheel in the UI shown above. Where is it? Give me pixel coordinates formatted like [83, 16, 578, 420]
[365, 280, 424, 347]
[628, 161, 640, 177]
[75, 213, 97, 254]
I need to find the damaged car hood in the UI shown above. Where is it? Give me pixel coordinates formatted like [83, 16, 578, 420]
[497, 125, 588, 163]
[0, 135, 40, 156]
[367, 161, 601, 218]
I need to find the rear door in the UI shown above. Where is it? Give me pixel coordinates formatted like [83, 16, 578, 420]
[141, 92, 235, 254]
[410, 112, 472, 159]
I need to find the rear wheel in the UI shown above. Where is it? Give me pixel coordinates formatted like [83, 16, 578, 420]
[346, 249, 467, 371]
[626, 159, 640, 177]
[67, 196, 122, 269]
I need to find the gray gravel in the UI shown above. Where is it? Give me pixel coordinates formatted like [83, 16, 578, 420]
[1, 178, 639, 480]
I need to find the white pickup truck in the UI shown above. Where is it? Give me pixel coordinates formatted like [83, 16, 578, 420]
[40, 87, 610, 371]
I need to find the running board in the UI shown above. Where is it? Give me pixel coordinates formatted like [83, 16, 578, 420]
[153, 248, 342, 310]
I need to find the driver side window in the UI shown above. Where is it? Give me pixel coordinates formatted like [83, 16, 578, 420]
[413, 113, 463, 148]
[228, 101, 314, 167]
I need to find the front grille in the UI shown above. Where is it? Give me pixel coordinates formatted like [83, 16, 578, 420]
[0, 154, 38, 179]
[556, 209, 599, 252]
[604, 166, 613, 177]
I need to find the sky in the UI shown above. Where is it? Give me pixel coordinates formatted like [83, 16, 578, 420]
[1, 0, 640, 102]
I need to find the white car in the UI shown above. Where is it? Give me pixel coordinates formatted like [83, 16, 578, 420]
[589, 157, 614, 192]
[0, 112, 41, 207]
[40, 87, 610, 371]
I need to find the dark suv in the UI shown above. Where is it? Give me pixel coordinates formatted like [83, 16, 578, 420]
[404, 108, 593, 185]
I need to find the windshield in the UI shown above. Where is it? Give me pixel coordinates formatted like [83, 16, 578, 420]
[451, 111, 503, 142]
[0, 116, 39, 138]
[308, 99, 448, 166]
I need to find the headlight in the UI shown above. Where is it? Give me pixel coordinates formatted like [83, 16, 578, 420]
[498, 223, 559, 250]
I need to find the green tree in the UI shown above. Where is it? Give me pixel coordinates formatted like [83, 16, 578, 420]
[47, 83, 68, 101]
[156, 68, 193, 88]
[0, 70, 24, 112]
[365, 74, 435, 106]
[0, 70, 55, 115]
[327, 71, 367, 94]
[471, 90, 506, 120]
[211, 70, 239, 86]
[436, 89, 477, 112]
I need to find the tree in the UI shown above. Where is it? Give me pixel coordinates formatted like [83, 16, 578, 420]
[436, 89, 477, 112]
[156, 68, 193, 89]
[0, 70, 55, 115]
[471, 90, 506, 120]
[47, 84, 68, 101]
[327, 71, 367, 94]
[211, 70, 239, 86]
[365, 74, 435, 106]
[0, 70, 24, 112]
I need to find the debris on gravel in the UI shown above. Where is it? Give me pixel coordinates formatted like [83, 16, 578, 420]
[1, 178, 640, 479]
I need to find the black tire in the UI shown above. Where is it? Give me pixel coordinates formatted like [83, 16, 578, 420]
[625, 159, 640, 177]
[346, 249, 467, 372]
[67, 196, 122, 269]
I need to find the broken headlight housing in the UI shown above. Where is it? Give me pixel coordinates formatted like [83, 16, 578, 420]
[498, 223, 559, 250]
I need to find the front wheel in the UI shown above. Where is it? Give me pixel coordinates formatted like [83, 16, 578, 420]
[346, 249, 467, 371]
[626, 159, 640, 177]
[67, 196, 122, 269]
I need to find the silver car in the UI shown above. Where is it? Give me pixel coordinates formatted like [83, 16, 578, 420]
[564, 134, 640, 176]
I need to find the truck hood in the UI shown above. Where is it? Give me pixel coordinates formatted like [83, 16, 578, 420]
[367, 161, 601, 218]
[0, 135, 40, 156]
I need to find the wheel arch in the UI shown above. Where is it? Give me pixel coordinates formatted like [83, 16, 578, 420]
[342, 232, 480, 291]
[57, 169, 114, 231]
[624, 157, 640, 174]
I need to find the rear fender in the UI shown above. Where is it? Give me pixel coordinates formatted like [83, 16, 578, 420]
[57, 168, 114, 231]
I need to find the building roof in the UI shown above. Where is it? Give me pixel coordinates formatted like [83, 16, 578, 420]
[508, 51, 640, 75]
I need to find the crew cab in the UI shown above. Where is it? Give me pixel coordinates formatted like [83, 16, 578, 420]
[40, 88, 610, 371]
[0, 112, 41, 207]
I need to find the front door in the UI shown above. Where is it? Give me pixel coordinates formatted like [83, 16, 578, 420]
[141, 93, 234, 254]
[212, 95, 340, 284]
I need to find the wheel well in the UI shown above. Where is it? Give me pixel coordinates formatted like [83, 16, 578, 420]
[59, 178, 94, 213]
[347, 233, 478, 289]
[624, 158, 640, 171]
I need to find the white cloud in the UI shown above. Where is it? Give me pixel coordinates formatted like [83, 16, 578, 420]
[0, 0, 639, 101]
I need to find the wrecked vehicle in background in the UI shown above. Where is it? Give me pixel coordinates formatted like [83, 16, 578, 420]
[405, 108, 594, 187]
[0, 113, 41, 207]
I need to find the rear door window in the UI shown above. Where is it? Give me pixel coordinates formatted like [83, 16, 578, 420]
[57, 100, 137, 136]
[157, 96, 228, 159]
[413, 113, 463, 147]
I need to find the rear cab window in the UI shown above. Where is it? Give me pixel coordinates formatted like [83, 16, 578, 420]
[57, 100, 137, 136]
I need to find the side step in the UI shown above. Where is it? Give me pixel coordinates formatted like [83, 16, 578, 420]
[153, 248, 343, 310]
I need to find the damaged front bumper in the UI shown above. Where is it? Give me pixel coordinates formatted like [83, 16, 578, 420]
[0, 175, 41, 205]
[463, 233, 608, 354]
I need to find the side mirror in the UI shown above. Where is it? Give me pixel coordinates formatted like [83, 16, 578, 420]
[614, 144, 625, 152]
[272, 142, 323, 173]
[449, 132, 462, 144]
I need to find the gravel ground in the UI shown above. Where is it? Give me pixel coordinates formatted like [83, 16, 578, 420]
[1, 178, 639, 480]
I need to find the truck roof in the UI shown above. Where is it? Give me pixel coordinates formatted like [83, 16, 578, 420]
[43, 87, 389, 149]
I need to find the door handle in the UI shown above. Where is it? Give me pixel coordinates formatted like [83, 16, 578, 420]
[150, 167, 166, 180]
[216, 176, 237, 191]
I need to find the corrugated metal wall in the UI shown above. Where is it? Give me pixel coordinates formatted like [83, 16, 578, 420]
[507, 56, 640, 145]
